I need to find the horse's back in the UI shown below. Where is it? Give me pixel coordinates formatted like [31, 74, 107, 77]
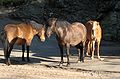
[71, 22, 86, 40]
[65, 22, 86, 46]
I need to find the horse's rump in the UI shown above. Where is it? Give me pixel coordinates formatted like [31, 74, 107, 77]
[71, 22, 86, 41]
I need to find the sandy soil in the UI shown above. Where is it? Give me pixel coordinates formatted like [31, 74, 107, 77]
[0, 62, 119, 79]
[0, 49, 120, 79]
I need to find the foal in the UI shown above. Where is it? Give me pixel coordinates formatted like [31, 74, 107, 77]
[47, 18, 86, 66]
[1, 21, 45, 65]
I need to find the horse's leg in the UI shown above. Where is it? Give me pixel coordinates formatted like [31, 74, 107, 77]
[80, 42, 85, 62]
[58, 43, 64, 66]
[91, 41, 95, 60]
[22, 44, 25, 61]
[26, 45, 30, 62]
[3, 39, 9, 65]
[5, 43, 14, 66]
[77, 48, 80, 62]
[86, 41, 90, 56]
[66, 43, 70, 66]
[1, 32, 9, 65]
[97, 41, 104, 61]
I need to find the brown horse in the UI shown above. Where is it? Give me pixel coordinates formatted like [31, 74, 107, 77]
[85, 20, 103, 60]
[47, 18, 86, 66]
[1, 21, 45, 65]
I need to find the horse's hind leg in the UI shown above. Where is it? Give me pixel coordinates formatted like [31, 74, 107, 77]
[22, 44, 25, 61]
[26, 45, 30, 62]
[3, 37, 11, 65]
[66, 44, 70, 66]
[6, 44, 14, 65]
[80, 42, 85, 62]
[80, 46, 84, 62]
[77, 48, 80, 62]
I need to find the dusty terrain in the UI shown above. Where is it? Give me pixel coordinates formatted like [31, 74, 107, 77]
[0, 36, 120, 79]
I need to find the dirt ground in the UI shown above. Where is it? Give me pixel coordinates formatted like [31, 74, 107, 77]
[0, 38, 120, 79]
[0, 62, 119, 79]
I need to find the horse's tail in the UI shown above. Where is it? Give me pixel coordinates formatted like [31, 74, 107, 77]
[0, 30, 9, 57]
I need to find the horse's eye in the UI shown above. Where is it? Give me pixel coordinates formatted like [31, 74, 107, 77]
[90, 22, 93, 25]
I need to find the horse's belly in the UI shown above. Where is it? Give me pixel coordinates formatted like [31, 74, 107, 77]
[15, 38, 26, 45]
[70, 42, 79, 46]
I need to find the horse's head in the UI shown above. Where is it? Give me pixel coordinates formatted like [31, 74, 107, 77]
[87, 20, 100, 39]
[37, 25, 46, 42]
[46, 18, 57, 38]
[88, 20, 99, 30]
[30, 20, 46, 42]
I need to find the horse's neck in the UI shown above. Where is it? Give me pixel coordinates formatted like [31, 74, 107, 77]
[30, 21, 41, 30]
[54, 21, 72, 38]
[55, 25, 68, 39]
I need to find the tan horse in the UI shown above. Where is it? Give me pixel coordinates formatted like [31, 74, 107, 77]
[47, 18, 86, 66]
[85, 20, 103, 60]
[2, 21, 45, 65]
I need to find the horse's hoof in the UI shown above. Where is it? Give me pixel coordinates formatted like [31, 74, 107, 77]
[5, 59, 11, 66]
[80, 60, 84, 63]
[99, 58, 104, 61]
[59, 63, 63, 67]
[80, 58, 84, 63]
[59, 61, 64, 67]
[91, 57, 94, 60]
[77, 60, 81, 63]
[86, 53, 90, 57]
[5, 61, 11, 66]
[66, 63, 70, 67]
[27, 59, 30, 62]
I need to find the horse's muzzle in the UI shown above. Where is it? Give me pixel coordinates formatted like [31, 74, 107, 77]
[41, 38, 45, 42]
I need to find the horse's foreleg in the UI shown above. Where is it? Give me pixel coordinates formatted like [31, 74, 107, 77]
[58, 43, 64, 66]
[97, 41, 104, 61]
[86, 41, 90, 56]
[91, 41, 95, 60]
[66, 44, 70, 66]
[26, 45, 30, 62]
[22, 44, 25, 61]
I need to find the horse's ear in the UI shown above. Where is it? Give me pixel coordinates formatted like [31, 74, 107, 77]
[53, 18, 57, 21]
[97, 21, 100, 25]
[43, 24, 46, 29]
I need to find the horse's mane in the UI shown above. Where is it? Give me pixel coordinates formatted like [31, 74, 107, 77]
[55, 20, 71, 30]
[30, 21, 43, 30]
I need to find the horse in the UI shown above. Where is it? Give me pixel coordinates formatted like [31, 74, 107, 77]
[1, 21, 46, 65]
[47, 18, 87, 66]
[85, 20, 103, 60]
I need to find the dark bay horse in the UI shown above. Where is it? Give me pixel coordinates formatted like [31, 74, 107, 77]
[85, 20, 103, 60]
[47, 18, 87, 66]
[1, 21, 45, 65]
